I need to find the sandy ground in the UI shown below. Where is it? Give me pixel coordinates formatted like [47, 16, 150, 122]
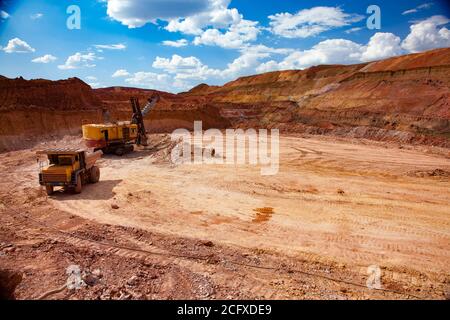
[0, 134, 449, 299]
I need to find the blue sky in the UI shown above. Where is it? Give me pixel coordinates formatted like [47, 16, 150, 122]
[0, 0, 449, 92]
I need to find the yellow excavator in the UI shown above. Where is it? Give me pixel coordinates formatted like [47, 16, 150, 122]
[82, 94, 159, 155]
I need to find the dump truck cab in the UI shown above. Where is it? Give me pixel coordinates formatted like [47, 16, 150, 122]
[37, 148, 102, 195]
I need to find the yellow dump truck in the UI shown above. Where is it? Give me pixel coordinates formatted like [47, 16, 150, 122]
[37, 148, 102, 195]
[82, 94, 160, 156]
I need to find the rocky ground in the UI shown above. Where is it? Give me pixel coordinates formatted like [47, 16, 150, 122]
[0, 133, 449, 300]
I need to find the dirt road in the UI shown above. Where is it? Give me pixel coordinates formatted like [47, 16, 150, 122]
[1, 134, 449, 299]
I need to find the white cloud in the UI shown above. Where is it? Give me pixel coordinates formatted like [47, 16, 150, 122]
[151, 44, 292, 86]
[30, 13, 44, 20]
[112, 69, 130, 77]
[152, 54, 221, 80]
[345, 27, 363, 34]
[125, 71, 171, 90]
[32, 54, 57, 63]
[268, 6, 364, 38]
[105, 0, 259, 50]
[256, 60, 280, 74]
[2, 38, 35, 53]
[254, 33, 405, 73]
[222, 50, 270, 77]
[58, 52, 102, 70]
[106, 0, 211, 28]
[218, 45, 291, 77]
[282, 39, 364, 69]
[361, 33, 403, 61]
[94, 43, 126, 50]
[86, 76, 97, 81]
[402, 15, 450, 52]
[87, 82, 101, 88]
[402, 3, 433, 15]
[165, 1, 241, 35]
[193, 19, 260, 49]
[162, 39, 189, 47]
[0, 10, 10, 20]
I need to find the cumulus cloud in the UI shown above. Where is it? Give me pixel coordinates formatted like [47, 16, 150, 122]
[104, 0, 258, 49]
[94, 43, 126, 50]
[58, 52, 102, 70]
[268, 6, 364, 38]
[152, 54, 221, 80]
[106, 0, 210, 28]
[256, 60, 281, 74]
[165, 0, 241, 35]
[112, 69, 131, 77]
[124, 72, 172, 91]
[361, 33, 402, 61]
[162, 39, 189, 47]
[255, 32, 406, 73]
[32, 54, 57, 63]
[402, 3, 433, 15]
[150, 45, 292, 88]
[193, 19, 259, 49]
[401, 15, 450, 53]
[280, 39, 364, 69]
[2, 38, 35, 53]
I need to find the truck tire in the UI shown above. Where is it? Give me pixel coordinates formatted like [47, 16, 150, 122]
[89, 166, 100, 183]
[124, 144, 134, 153]
[74, 175, 82, 194]
[45, 185, 54, 195]
[115, 147, 125, 156]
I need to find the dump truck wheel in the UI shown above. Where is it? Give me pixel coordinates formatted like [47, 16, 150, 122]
[125, 144, 134, 153]
[45, 185, 54, 195]
[115, 147, 125, 156]
[74, 175, 82, 193]
[89, 166, 100, 183]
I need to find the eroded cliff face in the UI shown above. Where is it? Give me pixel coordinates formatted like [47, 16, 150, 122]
[0, 76, 102, 111]
[0, 77, 104, 150]
[0, 48, 449, 151]
[93, 86, 230, 133]
[182, 48, 450, 147]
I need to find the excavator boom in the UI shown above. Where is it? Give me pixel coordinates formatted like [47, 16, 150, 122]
[130, 94, 160, 146]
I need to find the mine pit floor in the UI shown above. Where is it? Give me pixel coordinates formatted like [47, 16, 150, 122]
[1, 134, 449, 299]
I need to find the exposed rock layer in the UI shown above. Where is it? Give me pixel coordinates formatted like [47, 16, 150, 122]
[0, 48, 449, 151]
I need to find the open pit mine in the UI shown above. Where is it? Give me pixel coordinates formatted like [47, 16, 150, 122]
[0, 48, 449, 300]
